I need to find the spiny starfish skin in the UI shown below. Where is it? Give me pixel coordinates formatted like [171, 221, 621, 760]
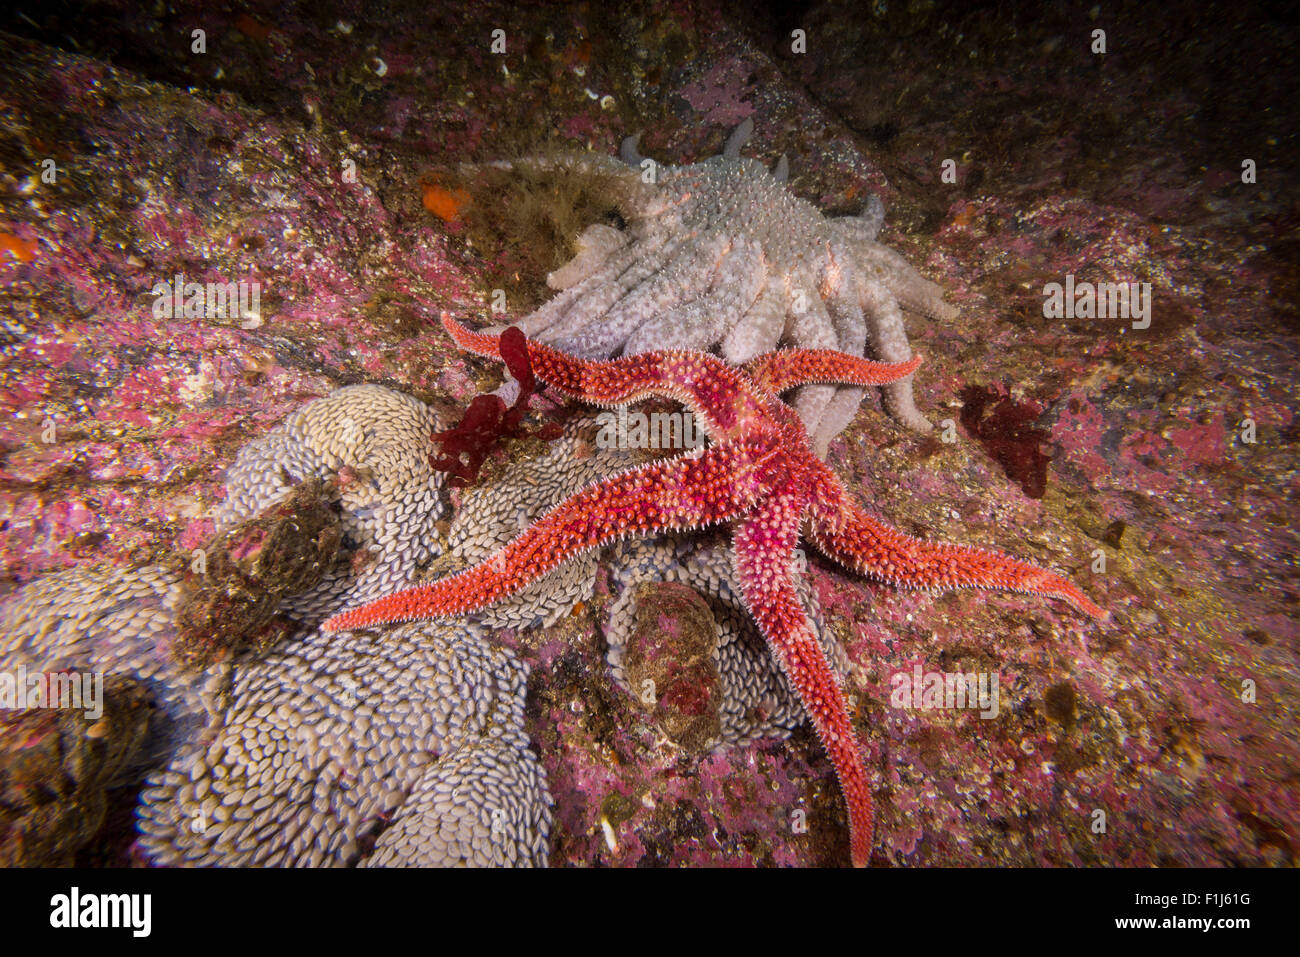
[445, 419, 634, 631]
[325, 314, 1106, 866]
[502, 118, 959, 456]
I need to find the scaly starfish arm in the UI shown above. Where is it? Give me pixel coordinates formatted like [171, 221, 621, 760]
[742, 348, 921, 396]
[732, 495, 875, 868]
[323, 444, 759, 633]
[805, 464, 1106, 619]
[442, 313, 767, 438]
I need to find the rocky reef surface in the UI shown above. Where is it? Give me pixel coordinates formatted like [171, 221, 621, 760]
[0, 0, 1295, 865]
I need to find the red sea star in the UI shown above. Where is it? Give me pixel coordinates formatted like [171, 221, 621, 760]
[324, 313, 1106, 866]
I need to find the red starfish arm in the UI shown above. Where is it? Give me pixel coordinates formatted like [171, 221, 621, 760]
[442, 313, 764, 435]
[323, 444, 758, 633]
[444, 312, 676, 403]
[805, 464, 1107, 619]
[732, 496, 875, 868]
[441, 312, 518, 357]
[742, 348, 921, 395]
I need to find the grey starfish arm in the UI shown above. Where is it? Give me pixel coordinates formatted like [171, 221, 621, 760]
[772, 154, 789, 184]
[884, 370, 930, 432]
[724, 117, 755, 159]
[546, 224, 629, 291]
[521, 232, 675, 340]
[784, 290, 840, 441]
[859, 194, 886, 241]
[811, 388, 867, 458]
[539, 231, 681, 342]
[560, 235, 729, 357]
[721, 273, 786, 363]
[867, 242, 958, 321]
[514, 273, 606, 337]
[825, 255, 869, 354]
[809, 271, 870, 456]
[620, 131, 646, 167]
[862, 281, 932, 432]
[623, 240, 765, 355]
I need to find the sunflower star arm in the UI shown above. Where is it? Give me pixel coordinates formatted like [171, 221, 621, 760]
[741, 348, 922, 396]
[732, 498, 876, 868]
[804, 464, 1107, 620]
[323, 444, 758, 633]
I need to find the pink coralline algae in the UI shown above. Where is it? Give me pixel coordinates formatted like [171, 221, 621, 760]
[1167, 413, 1229, 467]
[678, 57, 757, 128]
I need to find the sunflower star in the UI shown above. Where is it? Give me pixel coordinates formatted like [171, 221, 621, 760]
[504, 118, 959, 457]
[324, 316, 1105, 866]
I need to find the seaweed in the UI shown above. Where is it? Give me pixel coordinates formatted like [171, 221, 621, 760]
[429, 326, 561, 487]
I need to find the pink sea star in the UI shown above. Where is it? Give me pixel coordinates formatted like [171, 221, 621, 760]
[324, 314, 1106, 865]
